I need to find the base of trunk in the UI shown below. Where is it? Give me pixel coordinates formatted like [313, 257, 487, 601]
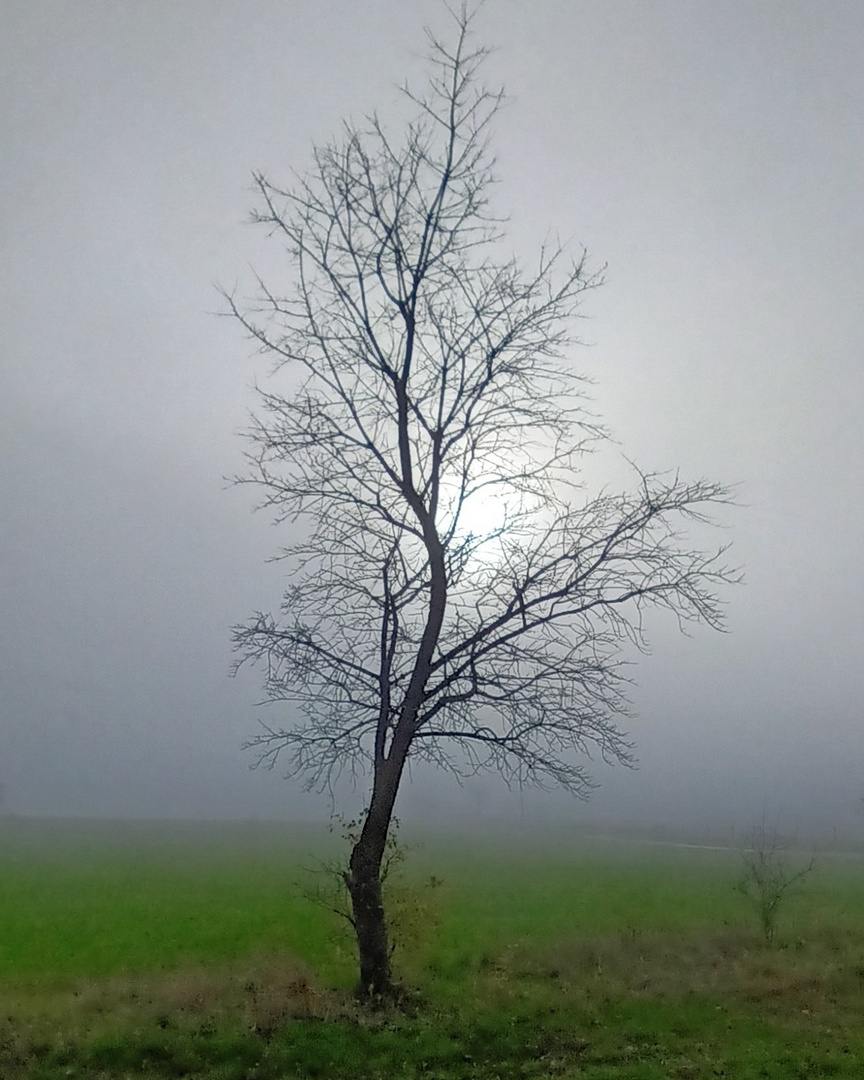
[347, 844, 393, 1001]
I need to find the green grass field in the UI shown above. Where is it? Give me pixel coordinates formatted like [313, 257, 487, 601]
[2, 817, 864, 1078]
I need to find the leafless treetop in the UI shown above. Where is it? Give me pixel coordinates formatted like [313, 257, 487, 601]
[226, 6, 737, 800]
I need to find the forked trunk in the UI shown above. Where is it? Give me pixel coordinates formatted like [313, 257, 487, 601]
[346, 538, 444, 1001]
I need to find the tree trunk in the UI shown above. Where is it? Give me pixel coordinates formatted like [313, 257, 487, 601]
[346, 824, 392, 1000]
[345, 528, 444, 1001]
[345, 755, 405, 1001]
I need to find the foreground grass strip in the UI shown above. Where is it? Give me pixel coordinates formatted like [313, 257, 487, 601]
[4, 928, 864, 1079]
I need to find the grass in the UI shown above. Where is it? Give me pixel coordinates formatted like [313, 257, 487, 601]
[2, 816, 864, 1077]
[0, 820, 337, 980]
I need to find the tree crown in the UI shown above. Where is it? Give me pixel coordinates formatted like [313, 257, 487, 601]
[228, 6, 736, 799]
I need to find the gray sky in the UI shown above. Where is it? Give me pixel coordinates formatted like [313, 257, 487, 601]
[2, 1, 862, 835]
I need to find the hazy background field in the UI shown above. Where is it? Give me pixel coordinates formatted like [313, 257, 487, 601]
[3, 814, 863, 986]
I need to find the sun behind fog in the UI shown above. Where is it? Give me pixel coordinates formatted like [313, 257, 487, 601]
[450, 484, 509, 540]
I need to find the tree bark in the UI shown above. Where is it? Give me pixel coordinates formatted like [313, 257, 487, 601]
[346, 824, 391, 1000]
[345, 754, 406, 1001]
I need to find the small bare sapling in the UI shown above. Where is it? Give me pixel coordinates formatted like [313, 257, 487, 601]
[736, 824, 814, 945]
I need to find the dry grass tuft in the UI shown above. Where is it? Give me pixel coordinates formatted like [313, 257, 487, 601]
[2, 952, 349, 1050]
[491, 923, 864, 1025]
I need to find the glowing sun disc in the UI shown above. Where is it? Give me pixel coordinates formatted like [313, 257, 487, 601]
[454, 487, 508, 538]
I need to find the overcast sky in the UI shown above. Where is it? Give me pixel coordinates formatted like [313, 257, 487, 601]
[2, 1, 862, 836]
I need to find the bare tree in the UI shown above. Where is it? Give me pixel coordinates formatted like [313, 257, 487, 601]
[736, 823, 815, 945]
[227, 7, 737, 1000]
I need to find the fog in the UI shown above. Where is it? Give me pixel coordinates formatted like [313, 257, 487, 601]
[2, 1, 862, 841]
